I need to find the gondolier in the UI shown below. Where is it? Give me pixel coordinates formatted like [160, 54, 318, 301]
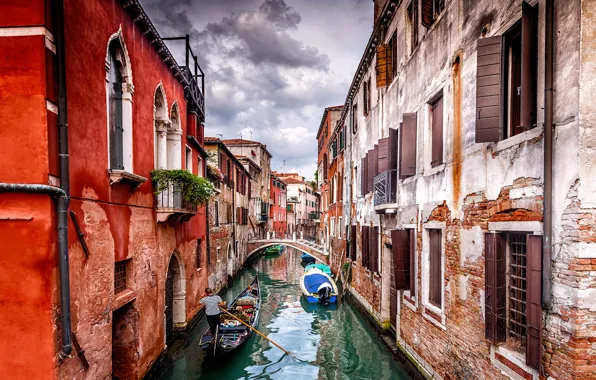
[200, 288, 225, 337]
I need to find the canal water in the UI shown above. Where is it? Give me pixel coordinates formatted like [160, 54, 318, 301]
[149, 248, 415, 380]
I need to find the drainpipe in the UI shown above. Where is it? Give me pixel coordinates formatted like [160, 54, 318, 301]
[542, 0, 554, 309]
[0, 183, 71, 358]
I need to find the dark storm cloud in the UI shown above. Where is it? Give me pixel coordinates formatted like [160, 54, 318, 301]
[140, 0, 372, 178]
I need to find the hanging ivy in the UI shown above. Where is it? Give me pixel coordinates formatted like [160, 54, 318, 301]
[151, 169, 215, 206]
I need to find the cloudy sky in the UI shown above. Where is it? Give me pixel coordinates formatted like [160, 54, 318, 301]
[141, 0, 373, 180]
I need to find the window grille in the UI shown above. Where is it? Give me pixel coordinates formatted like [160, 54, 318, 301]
[114, 261, 127, 294]
[509, 233, 528, 343]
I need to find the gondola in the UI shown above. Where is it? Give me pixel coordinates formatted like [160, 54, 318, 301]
[305, 262, 332, 275]
[199, 275, 261, 355]
[301, 253, 316, 263]
[300, 268, 338, 305]
[263, 245, 284, 256]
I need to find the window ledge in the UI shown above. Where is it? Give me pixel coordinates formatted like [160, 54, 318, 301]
[490, 125, 543, 154]
[422, 303, 446, 330]
[403, 292, 417, 311]
[424, 163, 446, 177]
[108, 169, 147, 187]
[113, 289, 136, 310]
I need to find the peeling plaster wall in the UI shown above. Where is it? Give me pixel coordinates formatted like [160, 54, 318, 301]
[341, 0, 594, 378]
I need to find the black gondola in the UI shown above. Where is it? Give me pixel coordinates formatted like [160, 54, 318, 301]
[199, 275, 261, 355]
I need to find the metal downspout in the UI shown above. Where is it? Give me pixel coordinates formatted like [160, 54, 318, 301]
[55, 0, 72, 357]
[542, 0, 554, 309]
[0, 184, 71, 358]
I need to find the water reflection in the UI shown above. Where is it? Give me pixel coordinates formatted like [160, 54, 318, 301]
[149, 247, 412, 380]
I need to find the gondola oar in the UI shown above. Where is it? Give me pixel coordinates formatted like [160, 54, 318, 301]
[220, 308, 292, 356]
[213, 324, 218, 357]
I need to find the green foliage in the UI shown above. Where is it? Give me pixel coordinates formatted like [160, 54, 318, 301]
[151, 169, 215, 206]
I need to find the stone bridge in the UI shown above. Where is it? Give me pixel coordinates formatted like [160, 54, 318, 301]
[247, 239, 328, 264]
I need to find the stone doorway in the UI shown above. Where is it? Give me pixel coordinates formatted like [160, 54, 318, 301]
[165, 253, 186, 344]
[112, 303, 139, 379]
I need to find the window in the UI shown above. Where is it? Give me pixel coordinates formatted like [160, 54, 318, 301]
[389, 31, 398, 82]
[391, 229, 416, 294]
[214, 201, 220, 226]
[106, 37, 133, 172]
[196, 239, 202, 269]
[475, 2, 537, 143]
[407, 0, 419, 54]
[363, 79, 371, 116]
[197, 156, 203, 177]
[428, 229, 442, 307]
[352, 103, 358, 133]
[430, 94, 444, 167]
[399, 112, 417, 179]
[114, 260, 129, 294]
[421, 0, 445, 28]
[485, 231, 542, 370]
[185, 146, 192, 173]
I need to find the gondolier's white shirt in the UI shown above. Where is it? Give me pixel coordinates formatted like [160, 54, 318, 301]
[200, 295, 223, 315]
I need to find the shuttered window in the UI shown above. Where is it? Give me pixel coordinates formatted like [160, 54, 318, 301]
[196, 239, 202, 269]
[350, 225, 357, 260]
[485, 232, 542, 370]
[407, 0, 419, 53]
[352, 103, 358, 133]
[378, 138, 389, 173]
[431, 94, 444, 167]
[390, 32, 397, 82]
[361, 155, 368, 195]
[392, 229, 411, 291]
[428, 229, 442, 307]
[371, 226, 379, 273]
[214, 201, 220, 227]
[475, 2, 537, 143]
[475, 36, 504, 143]
[399, 113, 417, 179]
[367, 147, 378, 193]
[421, 0, 445, 28]
[375, 44, 390, 88]
[526, 234, 542, 370]
[362, 226, 369, 268]
[485, 232, 507, 344]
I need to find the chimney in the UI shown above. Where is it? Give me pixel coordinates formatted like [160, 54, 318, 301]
[374, 0, 389, 27]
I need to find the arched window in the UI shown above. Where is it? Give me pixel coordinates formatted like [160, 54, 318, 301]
[106, 34, 133, 172]
[168, 102, 182, 170]
[154, 84, 169, 169]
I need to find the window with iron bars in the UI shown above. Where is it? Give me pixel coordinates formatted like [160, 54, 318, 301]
[508, 233, 528, 350]
[114, 260, 129, 294]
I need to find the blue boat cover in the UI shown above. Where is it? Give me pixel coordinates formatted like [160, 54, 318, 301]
[303, 272, 332, 294]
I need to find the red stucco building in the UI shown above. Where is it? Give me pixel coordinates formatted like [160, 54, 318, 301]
[270, 173, 287, 238]
[0, 1, 209, 378]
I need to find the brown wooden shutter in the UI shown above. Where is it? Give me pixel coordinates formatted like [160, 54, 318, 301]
[248, 179, 252, 198]
[485, 233, 507, 344]
[409, 229, 416, 292]
[363, 226, 369, 267]
[399, 113, 417, 179]
[371, 226, 379, 272]
[361, 155, 368, 195]
[429, 229, 442, 307]
[521, 1, 538, 131]
[475, 36, 504, 143]
[392, 229, 411, 290]
[421, 0, 434, 28]
[431, 95, 444, 167]
[375, 44, 389, 88]
[526, 234, 542, 370]
[389, 128, 399, 170]
[367, 148, 377, 193]
[378, 137, 389, 173]
[350, 225, 357, 260]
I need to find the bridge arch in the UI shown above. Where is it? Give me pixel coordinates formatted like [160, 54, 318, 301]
[246, 241, 327, 263]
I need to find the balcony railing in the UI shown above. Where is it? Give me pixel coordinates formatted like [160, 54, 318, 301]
[258, 214, 269, 223]
[309, 211, 321, 220]
[155, 180, 196, 222]
[162, 35, 205, 121]
[374, 170, 397, 208]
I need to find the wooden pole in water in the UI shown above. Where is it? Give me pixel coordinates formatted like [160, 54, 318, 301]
[220, 308, 291, 355]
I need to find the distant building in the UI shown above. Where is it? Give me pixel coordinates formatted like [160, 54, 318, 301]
[270, 173, 287, 238]
[204, 138, 251, 287]
[278, 174, 318, 240]
[222, 139, 273, 239]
